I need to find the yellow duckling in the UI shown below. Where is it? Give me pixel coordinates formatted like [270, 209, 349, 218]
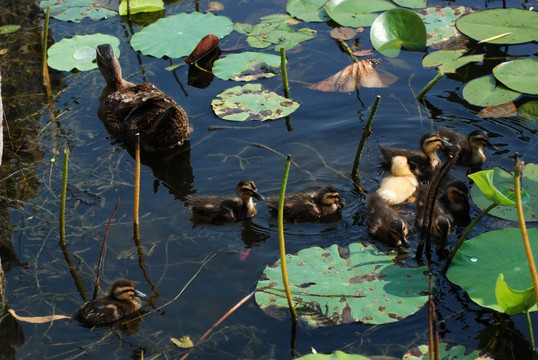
[377, 156, 418, 205]
[366, 192, 409, 247]
[187, 179, 264, 223]
[96, 44, 190, 152]
[438, 127, 495, 167]
[268, 186, 343, 223]
[72, 279, 146, 327]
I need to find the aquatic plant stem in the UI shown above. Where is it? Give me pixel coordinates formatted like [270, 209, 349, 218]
[41, 7, 50, 87]
[336, 39, 359, 63]
[280, 48, 290, 99]
[526, 310, 535, 350]
[60, 144, 68, 245]
[279, 155, 297, 321]
[351, 95, 380, 187]
[133, 133, 140, 240]
[441, 202, 497, 275]
[416, 72, 444, 101]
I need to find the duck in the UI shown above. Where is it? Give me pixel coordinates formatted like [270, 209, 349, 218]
[72, 279, 146, 327]
[186, 179, 264, 223]
[268, 185, 343, 223]
[96, 43, 190, 152]
[415, 184, 452, 244]
[438, 127, 495, 167]
[379, 132, 451, 181]
[366, 192, 409, 248]
[376, 156, 418, 205]
[439, 180, 471, 226]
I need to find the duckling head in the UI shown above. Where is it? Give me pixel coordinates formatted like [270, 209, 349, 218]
[96, 44, 123, 89]
[109, 279, 147, 307]
[468, 130, 495, 151]
[236, 179, 265, 203]
[389, 219, 409, 247]
[317, 186, 343, 208]
[390, 156, 414, 177]
[433, 215, 451, 242]
[420, 132, 452, 165]
[446, 180, 469, 213]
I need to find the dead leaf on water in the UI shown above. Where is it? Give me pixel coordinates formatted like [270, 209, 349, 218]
[477, 102, 517, 118]
[171, 335, 195, 348]
[309, 59, 398, 92]
[329, 27, 361, 40]
[8, 308, 70, 323]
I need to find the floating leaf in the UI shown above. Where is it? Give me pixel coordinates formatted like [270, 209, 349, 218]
[370, 8, 426, 58]
[211, 83, 299, 121]
[212, 52, 281, 81]
[403, 343, 494, 359]
[456, 9, 538, 44]
[470, 165, 537, 222]
[131, 12, 233, 58]
[39, 0, 116, 22]
[477, 102, 517, 119]
[170, 336, 194, 349]
[493, 59, 538, 95]
[496, 274, 535, 316]
[7, 309, 70, 323]
[118, 0, 164, 16]
[462, 75, 520, 107]
[286, 0, 330, 22]
[325, 0, 396, 27]
[295, 351, 371, 360]
[47, 34, 120, 71]
[416, 6, 471, 48]
[391, 0, 426, 8]
[518, 100, 538, 122]
[0, 25, 21, 35]
[446, 227, 538, 313]
[329, 27, 359, 41]
[255, 242, 428, 326]
[185, 34, 220, 64]
[422, 49, 483, 74]
[309, 59, 397, 92]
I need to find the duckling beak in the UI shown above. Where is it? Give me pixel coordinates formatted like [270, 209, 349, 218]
[399, 235, 410, 248]
[484, 139, 497, 150]
[440, 138, 452, 147]
[252, 191, 265, 201]
[135, 289, 148, 299]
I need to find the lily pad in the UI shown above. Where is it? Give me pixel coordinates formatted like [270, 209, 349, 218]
[496, 273, 535, 316]
[39, 0, 116, 22]
[518, 100, 538, 121]
[470, 165, 538, 222]
[422, 49, 484, 74]
[255, 242, 429, 326]
[130, 12, 233, 58]
[462, 75, 520, 107]
[295, 351, 371, 360]
[416, 6, 470, 48]
[493, 58, 538, 95]
[325, 0, 396, 27]
[119, 0, 164, 16]
[370, 8, 426, 58]
[47, 34, 120, 71]
[391, 0, 426, 8]
[211, 83, 299, 121]
[456, 8, 538, 44]
[446, 227, 538, 313]
[212, 52, 281, 81]
[286, 0, 330, 22]
[403, 343, 494, 359]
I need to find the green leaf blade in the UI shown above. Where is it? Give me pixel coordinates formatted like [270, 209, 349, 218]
[496, 273, 536, 316]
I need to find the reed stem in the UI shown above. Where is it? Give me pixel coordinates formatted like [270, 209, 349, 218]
[41, 7, 50, 86]
[336, 38, 358, 63]
[416, 72, 444, 101]
[133, 134, 140, 239]
[351, 95, 380, 186]
[280, 47, 290, 99]
[60, 144, 69, 245]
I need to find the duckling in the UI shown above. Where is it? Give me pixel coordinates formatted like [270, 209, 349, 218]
[366, 192, 409, 247]
[268, 186, 343, 223]
[439, 180, 471, 226]
[415, 184, 452, 244]
[187, 179, 264, 223]
[379, 132, 451, 181]
[438, 127, 495, 167]
[72, 279, 146, 327]
[96, 44, 190, 152]
[377, 156, 418, 205]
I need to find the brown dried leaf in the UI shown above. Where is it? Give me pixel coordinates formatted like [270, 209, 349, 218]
[352, 49, 374, 57]
[185, 34, 220, 64]
[309, 59, 398, 92]
[7, 308, 70, 323]
[477, 102, 517, 118]
[329, 27, 357, 40]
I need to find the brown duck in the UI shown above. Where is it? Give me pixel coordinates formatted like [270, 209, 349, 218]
[96, 44, 190, 152]
[366, 192, 409, 248]
[438, 127, 495, 167]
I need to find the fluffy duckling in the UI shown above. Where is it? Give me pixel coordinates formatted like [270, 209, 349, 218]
[379, 132, 451, 181]
[96, 44, 190, 152]
[187, 179, 264, 223]
[377, 156, 418, 205]
[72, 279, 146, 327]
[438, 127, 495, 167]
[366, 192, 409, 247]
[268, 186, 343, 223]
[439, 180, 471, 226]
[415, 184, 452, 244]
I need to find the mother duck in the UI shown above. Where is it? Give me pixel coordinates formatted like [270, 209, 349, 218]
[96, 44, 190, 152]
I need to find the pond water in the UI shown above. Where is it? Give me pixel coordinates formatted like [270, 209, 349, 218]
[1, 0, 538, 359]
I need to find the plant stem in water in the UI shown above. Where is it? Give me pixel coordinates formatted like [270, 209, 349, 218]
[416, 72, 444, 101]
[134, 134, 140, 239]
[280, 48, 290, 99]
[336, 38, 358, 63]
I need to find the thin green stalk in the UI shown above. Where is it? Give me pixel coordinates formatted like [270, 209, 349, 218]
[416, 72, 444, 101]
[134, 134, 140, 240]
[351, 95, 380, 186]
[60, 144, 69, 244]
[280, 48, 290, 99]
[278, 155, 297, 320]
[441, 202, 497, 274]
[336, 38, 358, 63]
[526, 310, 535, 350]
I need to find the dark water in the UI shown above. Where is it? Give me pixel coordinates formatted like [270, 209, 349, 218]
[1, 0, 537, 359]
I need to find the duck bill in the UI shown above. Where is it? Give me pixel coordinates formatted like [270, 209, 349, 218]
[252, 191, 265, 201]
[484, 140, 497, 150]
[399, 235, 410, 248]
[440, 138, 452, 147]
[135, 289, 148, 299]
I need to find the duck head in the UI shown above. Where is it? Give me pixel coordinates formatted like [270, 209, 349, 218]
[109, 279, 147, 308]
[96, 44, 124, 90]
[317, 186, 343, 208]
[236, 179, 264, 203]
[468, 129, 496, 151]
[389, 219, 409, 247]
[420, 132, 452, 165]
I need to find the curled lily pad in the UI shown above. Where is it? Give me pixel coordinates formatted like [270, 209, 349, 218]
[47, 34, 120, 71]
[255, 242, 428, 326]
[131, 12, 233, 58]
[403, 343, 493, 359]
[324, 0, 396, 27]
[211, 83, 299, 121]
[118, 0, 164, 16]
[39, 0, 116, 22]
[286, 0, 330, 22]
[493, 59, 538, 95]
[212, 52, 281, 81]
[422, 49, 484, 74]
[496, 273, 535, 316]
[462, 75, 520, 107]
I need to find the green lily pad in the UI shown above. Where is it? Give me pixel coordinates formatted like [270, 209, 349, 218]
[255, 242, 429, 326]
[462, 75, 520, 107]
[403, 343, 494, 359]
[422, 49, 484, 74]
[0, 25, 21, 35]
[211, 83, 299, 121]
[286, 0, 330, 22]
[518, 100, 538, 122]
[47, 34, 120, 71]
[496, 273, 535, 316]
[417, 6, 470, 48]
[131, 12, 233, 58]
[39, 0, 117, 22]
[118, 0, 164, 16]
[446, 227, 538, 313]
[470, 165, 537, 222]
[456, 8, 538, 44]
[392, 0, 426, 9]
[493, 59, 538, 95]
[370, 8, 426, 58]
[295, 351, 371, 360]
[212, 52, 281, 81]
[325, 0, 396, 28]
